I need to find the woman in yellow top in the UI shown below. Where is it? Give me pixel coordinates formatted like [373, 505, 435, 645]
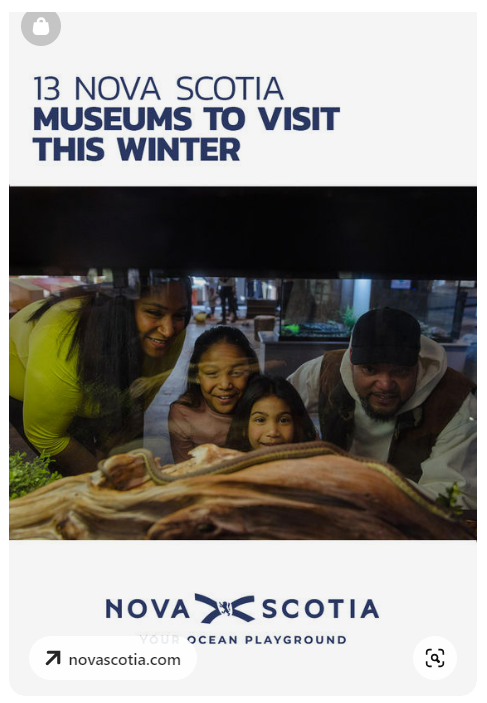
[9, 275, 192, 475]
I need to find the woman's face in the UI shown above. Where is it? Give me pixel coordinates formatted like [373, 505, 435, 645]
[134, 281, 189, 359]
[197, 341, 251, 415]
[247, 395, 294, 450]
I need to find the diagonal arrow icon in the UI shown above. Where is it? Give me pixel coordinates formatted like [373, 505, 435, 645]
[46, 650, 61, 666]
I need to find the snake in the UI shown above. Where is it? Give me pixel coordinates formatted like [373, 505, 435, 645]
[128, 441, 456, 520]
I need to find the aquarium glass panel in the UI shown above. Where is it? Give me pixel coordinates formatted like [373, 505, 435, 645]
[279, 279, 469, 342]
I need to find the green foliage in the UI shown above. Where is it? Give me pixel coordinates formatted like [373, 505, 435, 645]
[341, 306, 358, 331]
[9, 448, 62, 500]
[436, 482, 463, 515]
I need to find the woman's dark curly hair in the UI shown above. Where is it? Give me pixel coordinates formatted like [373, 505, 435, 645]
[173, 325, 260, 409]
[225, 374, 317, 452]
[26, 275, 192, 447]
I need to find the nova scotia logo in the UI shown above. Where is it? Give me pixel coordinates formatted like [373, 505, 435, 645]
[195, 593, 255, 624]
[106, 595, 379, 621]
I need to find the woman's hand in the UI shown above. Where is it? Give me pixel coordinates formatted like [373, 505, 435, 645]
[52, 439, 100, 475]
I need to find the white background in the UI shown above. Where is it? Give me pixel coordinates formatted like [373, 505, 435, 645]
[5, 2, 484, 703]
[9, 12, 476, 186]
[9, 542, 478, 696]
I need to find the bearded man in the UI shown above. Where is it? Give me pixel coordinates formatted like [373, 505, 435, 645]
[287, 307, 477, 509]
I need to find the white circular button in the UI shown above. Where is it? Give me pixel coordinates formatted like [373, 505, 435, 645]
[413, 636, 457, 679]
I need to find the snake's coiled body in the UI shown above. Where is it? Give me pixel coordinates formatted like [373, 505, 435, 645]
[130, 441, 454, 521]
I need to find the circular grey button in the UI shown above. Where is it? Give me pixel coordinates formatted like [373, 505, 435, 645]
[21, 13, 61, 46]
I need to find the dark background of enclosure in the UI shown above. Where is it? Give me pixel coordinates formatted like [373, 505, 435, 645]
[9, 187, 476, 279]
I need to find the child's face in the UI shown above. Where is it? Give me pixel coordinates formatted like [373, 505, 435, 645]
[247, 396, 294, 450]
[197, 341, 251, 414]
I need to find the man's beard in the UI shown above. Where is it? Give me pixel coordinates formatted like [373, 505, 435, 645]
[359, 395, 403, 422]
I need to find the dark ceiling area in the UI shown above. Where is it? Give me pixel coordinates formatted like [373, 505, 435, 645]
[9, 186, 476, 279]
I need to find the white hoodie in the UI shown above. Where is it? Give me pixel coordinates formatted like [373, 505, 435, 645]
[287, 336, 476, 509]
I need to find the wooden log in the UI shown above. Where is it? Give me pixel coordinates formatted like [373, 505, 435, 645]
[9, 443, 474, 540]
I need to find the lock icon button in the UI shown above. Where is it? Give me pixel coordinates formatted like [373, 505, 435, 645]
[33, 17, 49, 36]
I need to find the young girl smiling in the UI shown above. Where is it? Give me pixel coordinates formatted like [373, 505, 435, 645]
[168, 326, 260, 462]
[225, 375, 317, 452]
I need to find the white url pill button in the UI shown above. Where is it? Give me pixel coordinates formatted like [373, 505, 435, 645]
[29, 635, 197, 680]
